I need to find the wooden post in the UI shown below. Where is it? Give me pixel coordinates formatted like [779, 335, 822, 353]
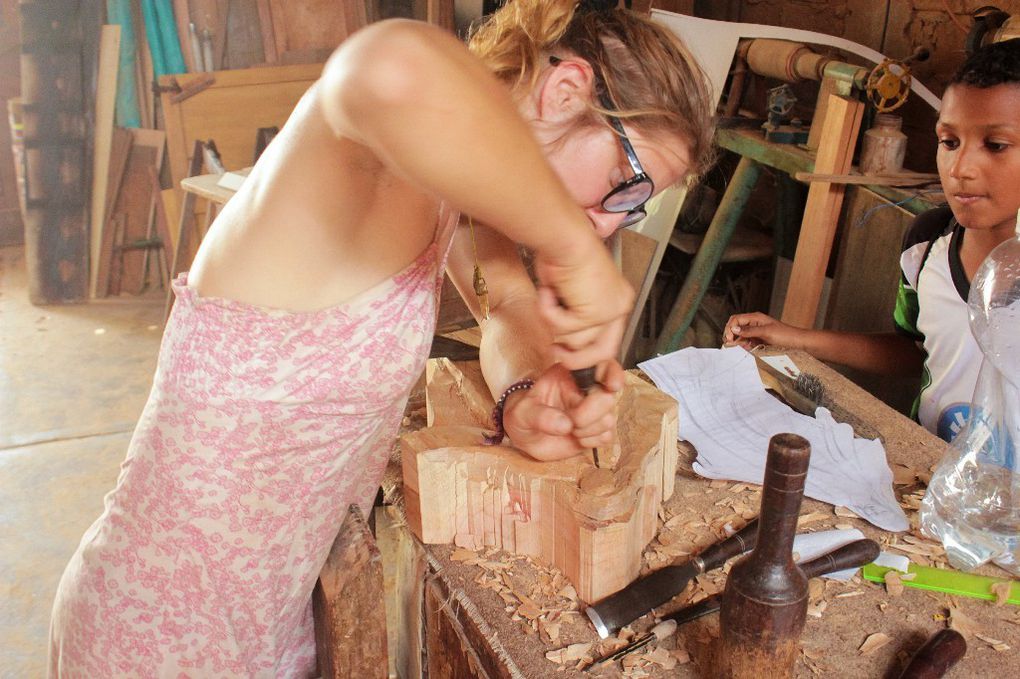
[780, 93, 864, 329]
[312, 504, 388, 679]
[20, 0, 91, 303]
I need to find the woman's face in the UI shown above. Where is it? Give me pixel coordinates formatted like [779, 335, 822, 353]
[545, 122, 692, 239]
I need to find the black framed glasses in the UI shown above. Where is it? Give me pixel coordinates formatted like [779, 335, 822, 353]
[599, 107, 655, 228]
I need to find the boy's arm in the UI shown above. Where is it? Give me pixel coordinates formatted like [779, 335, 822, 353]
[446, 222, 623, 460]
[724, 312, 924, 376]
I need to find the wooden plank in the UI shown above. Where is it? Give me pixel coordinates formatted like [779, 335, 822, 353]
[255, 0, 278, 63]
[780, 94, 864, 329]
[147, 165, 173, 290]
[312, 504, 388, 679]
[161, 187, 181, 253]
[166, 140, 207, 317]
[171, 0, 197, 73]
[425, 577, 505, 679]
[89, 24, 121, 298]
[376, 506, 425, 679]
[794, 171, 940, 188]
[94, 127, 133, 297]
[402, 359, 679, 604]
[108, 129, 165, 295]
[426, 0, 454, 32]
[267, 0, 366, 59]
[224, 0, 266, 69]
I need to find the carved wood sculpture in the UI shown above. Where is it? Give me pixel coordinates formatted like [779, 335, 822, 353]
[402, 359, 678, 603]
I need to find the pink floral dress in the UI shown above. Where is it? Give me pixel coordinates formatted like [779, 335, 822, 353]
[49, 211, 457, 678]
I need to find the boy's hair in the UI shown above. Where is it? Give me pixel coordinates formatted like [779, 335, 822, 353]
[468, 0, 715, 183]
[951, 38, 1020, 88]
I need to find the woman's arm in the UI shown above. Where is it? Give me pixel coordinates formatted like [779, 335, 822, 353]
[316, 19, 632, 367]
[447, 223, 623, 460]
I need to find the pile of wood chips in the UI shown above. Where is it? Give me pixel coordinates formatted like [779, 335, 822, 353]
[434, 442, 1019, 674]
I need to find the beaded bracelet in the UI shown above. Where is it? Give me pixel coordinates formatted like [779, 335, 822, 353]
[483, 378, 535, 445]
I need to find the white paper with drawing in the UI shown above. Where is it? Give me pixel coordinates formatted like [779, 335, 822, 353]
[639, 347, 908, 532]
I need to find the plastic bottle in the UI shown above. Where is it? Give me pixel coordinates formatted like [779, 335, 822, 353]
[860, 113, 907, 176]
[919, 218, 1020, 574]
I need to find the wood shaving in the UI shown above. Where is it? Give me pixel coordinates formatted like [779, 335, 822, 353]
[538, 616, 562, 644]
[992, 581, 1012, 606]
[890, 463, 918, 485]
[836, 591, 865, 599]
[797, 511, 830, 527]
[672, 648, 691, 664]
[808, 578, 825, 602]
[807, 600, 828, 618]
[884, 571, 904, 597]
[451, 548, 479, 562]
[858, 632, 891, 655]
[635, 646, 674, 669]
[950, 606, 982, 637]
[835, 506, 861, 518]
[545, 642, 591, 664]
[975, 633, 1010, 651]
[886, 542, 942, 558]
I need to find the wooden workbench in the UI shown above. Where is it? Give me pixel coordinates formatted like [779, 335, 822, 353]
[378, 350, 1019, 678]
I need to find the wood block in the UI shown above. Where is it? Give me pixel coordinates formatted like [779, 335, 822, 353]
[312, 504, 387, 679]
[402, 360, 679, 603]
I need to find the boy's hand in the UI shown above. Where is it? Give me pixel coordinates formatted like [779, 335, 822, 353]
[723, 312, 802, 350]
[502, 361, 624, 461]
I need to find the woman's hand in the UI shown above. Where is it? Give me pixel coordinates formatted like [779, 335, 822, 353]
[723, 312, 803, 350]
[533, 240, 634, 371]
[502, 361, 625, 461]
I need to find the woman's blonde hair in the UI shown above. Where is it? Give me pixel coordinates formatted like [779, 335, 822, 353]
[468, 0, 715, 182]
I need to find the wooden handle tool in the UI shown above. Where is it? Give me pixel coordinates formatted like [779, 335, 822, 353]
[585, 519, 759, 638]
[898, 629, 967, 679]
[664, 538, 880, 627]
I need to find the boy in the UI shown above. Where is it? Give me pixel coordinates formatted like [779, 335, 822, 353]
[724, 39, 1020, 443]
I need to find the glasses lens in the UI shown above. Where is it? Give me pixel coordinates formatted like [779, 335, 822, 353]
[603, 178, 653, 213]
[619, 208, 646, 229]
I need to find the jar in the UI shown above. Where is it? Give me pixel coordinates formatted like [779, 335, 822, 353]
[859, 113, 907, 176]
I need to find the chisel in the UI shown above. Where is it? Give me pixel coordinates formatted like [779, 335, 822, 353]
[585, 519, 760, 638]
[663, 538, 881, 627]
[571, 367, 601, 467]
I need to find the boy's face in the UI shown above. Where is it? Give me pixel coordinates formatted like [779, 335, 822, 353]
[936, 82, 1020, 238]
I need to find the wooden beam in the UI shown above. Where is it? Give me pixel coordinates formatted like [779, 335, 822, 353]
[780, 94, 864, 329]
[89, 24, 121, 298]
[312, 504, 388, 678]
[402, 359, 678, 603]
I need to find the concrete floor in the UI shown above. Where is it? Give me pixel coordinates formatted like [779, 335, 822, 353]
[0, 246, 164, 677]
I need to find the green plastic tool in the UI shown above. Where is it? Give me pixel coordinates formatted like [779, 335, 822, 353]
[863, 562, 1020, 606]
